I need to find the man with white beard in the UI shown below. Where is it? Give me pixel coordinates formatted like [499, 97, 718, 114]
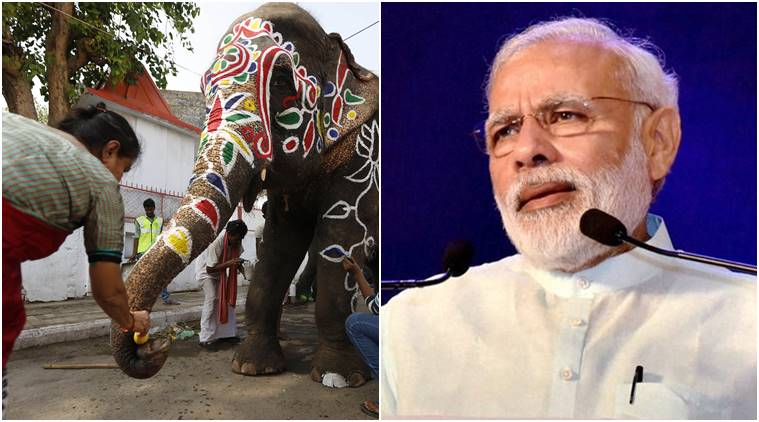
[381, 17, 756, 419]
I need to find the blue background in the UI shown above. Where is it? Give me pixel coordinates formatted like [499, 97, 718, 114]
[381, 3, 757, 302]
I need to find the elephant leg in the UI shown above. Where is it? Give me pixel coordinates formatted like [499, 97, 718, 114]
[231, 195, 313, 376]
[307, 138, 379, 386]
[309, 231, 373, 387]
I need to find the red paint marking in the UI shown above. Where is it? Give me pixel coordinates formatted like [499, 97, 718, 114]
[331, 95, 343, 126]
[336, 51, 348, 90]
[240, 126, 259, 145]
[254, 133, 271, 159]
[284, 137, 298, 152]
[210, 42, 251, 87]
[303, 118, 315, 156]
[308, 86, 316, 106]
[207, 95, 223, 133]
[283, 93, 298, 108]
[196, 199, 219, 228]
[239, 26, 258, 38]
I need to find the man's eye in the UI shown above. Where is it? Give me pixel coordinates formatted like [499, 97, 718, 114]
[550, 110, 587, 123]
[490, 124, 519, 146]
[499, 122, 520, 138]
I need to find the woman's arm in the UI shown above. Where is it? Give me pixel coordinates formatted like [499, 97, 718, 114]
[89, 261, 150, 332]
[342, 256, 374, 298]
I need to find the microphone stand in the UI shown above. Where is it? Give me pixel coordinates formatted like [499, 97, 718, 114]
[622, 235, 757, 275]
[381, 272, 451, 289]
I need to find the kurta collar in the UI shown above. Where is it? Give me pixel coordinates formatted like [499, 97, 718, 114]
[523, 214, 674, 298]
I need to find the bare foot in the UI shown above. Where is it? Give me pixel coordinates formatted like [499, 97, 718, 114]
[361, 400, 378, 419]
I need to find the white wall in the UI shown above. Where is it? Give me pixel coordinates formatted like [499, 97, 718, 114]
[21, 229, 89, 302]
[120, 114, 198, 193]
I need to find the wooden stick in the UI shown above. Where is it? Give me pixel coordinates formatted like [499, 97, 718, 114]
[43, 363, 119, 369]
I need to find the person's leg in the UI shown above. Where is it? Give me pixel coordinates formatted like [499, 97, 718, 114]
[3, 200, 28, 371]
[199, 278, 218, 343]
[217, 305, 238, 340]
[161, 287, 170, 303]
[2, 254, 24, 371]
[345, 312, 379, 378]
[3, 201, 26, 411]
[3, 199, 70, 410]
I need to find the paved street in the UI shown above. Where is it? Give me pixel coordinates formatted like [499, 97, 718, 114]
[5, 301, 377, 419]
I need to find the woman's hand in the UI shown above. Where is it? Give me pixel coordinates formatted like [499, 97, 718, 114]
[341, 256, 362, 276]
[131, 310, 150, 334]
[341, 256, 374, 298]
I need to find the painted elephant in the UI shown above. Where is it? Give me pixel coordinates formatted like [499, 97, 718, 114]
[110, 3, 378, 386]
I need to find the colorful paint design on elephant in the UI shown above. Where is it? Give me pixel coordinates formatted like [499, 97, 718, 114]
[322, 51, 366, 145]
[319, 119, 379, 310]
[200, 16, 323, 161]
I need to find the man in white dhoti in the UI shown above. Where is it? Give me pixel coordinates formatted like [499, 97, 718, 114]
[198, 220, 248, 348]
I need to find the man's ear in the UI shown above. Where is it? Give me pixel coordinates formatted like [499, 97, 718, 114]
[641, 107, 681, 182]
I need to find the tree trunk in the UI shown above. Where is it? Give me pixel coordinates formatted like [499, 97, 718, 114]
[45, 2, 73, 127]
[2, 68, 38, 120]
[2, 21, 37, 119]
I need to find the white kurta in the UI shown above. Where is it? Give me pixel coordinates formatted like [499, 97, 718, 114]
[381, 216, 756, 419]
[198, 232, 243, 343]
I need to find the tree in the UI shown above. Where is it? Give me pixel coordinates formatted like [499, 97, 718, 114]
[2, 2, 199, 125]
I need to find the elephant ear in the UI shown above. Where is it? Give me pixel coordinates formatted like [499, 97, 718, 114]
[327, 33, 375, 81]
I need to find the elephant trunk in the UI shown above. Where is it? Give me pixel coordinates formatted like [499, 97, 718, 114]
[110, 326, 171, 379]
[109, 244, 186, 378]
[110, 177, 245, 378]
[108, 75, 261, 376]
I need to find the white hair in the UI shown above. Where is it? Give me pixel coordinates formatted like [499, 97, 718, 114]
[487, 17, 679, 110]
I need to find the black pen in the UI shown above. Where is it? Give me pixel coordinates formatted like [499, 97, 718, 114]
[629, 365, 644, 404]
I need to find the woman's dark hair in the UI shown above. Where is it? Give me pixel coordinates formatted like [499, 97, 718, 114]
[226, 220, 248, 237]
[56, 102, 141, 160]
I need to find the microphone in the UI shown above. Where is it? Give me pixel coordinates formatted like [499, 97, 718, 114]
[381, 240, 474, 289]
[580, 209, 756, 275]
[443, 240, 474, 277]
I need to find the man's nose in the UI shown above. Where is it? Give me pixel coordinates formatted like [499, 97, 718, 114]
[510, 116, 559, 171]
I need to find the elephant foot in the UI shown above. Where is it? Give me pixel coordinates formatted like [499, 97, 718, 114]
[310, 342, 371, 387]
[231, 333, 286, 376]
